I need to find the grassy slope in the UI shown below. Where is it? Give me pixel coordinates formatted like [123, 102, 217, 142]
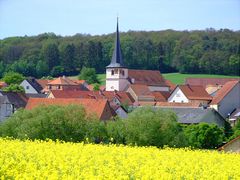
[162, 73, 240, 84]
[71, 73, 239, 85]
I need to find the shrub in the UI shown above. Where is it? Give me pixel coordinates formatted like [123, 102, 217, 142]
[0, 105, 101, 142]
[184, 123, 224, 149]
[123, 107, 186, 147]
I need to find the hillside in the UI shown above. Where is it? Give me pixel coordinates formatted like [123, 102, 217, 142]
[0, 29, 239, 79]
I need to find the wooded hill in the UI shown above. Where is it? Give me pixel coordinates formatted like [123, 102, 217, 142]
[0, 28, 239, 78]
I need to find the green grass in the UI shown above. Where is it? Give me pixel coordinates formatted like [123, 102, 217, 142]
[162, 73, 240, 84]
[70, 73, 239, 85]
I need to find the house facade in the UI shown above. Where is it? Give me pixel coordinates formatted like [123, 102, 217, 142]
[210, 81, 240, 118]
[168, 85, 212, 105]
[0, 92, 28, 121]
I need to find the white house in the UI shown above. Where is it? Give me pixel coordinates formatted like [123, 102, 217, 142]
[20, 78, 43, 94]
[168, 85, 212, 104]
[210, 81, 240, 118]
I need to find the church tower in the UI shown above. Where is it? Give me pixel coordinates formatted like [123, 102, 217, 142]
[106, 19, 129, 91]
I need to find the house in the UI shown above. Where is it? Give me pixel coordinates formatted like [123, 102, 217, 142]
[20, 78, 44, 94]
[156, 107, 226, 127]
[218, 136, 240, 153]
[26, 98, 116, 121]
[0, 91, 28, 121]
[42, 76, 88, 93]
[47, 90, 134, 118]
[229, 108, 240, 126]
[48, 90, 134, 105]
[185, 78, 240, 95]
[168, 85, 212, 105]
[105, 20, 169, 92]
[210, 81, 240, 118]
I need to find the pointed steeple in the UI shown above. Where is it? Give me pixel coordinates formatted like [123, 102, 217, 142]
[107, 18, 125, 68]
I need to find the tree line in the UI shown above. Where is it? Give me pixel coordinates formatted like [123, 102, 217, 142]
[0, 28, 239, 78]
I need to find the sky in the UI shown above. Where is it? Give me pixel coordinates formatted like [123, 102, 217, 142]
[0, 0, 240, 39]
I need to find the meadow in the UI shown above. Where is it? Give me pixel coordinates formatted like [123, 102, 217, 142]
[1, 138, 240, 179]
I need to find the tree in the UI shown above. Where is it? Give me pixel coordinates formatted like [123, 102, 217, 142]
[78, 67, 99, 84]
[0, 105, 99, 142]
[124, 107, 187, 147]
[36, 60, 49, 78]
[184, 123, 224, 149]
[43, 43, 60, 71]
[60, 43, 76, 74]
[2, 72, 25, 85]
[50, 66, 64, 77]
[2, 84, 25, 93]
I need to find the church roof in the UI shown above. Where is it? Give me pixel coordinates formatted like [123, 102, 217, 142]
[107, 19, 125, 68]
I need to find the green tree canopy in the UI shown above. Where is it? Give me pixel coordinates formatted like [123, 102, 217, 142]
[184, 123, 224, 149]
[78, 67, 99, 84]
[2, 72, 25, 85]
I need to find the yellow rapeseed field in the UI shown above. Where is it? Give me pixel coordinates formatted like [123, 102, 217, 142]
[0, 138, 240, 179]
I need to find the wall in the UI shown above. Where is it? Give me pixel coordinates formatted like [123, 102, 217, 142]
[217, 83, 240, 118]
[148, 86, 169, 92]
[106, 68, 129, 91]
[20, 80, 38, 94]
[222, 138, 240, 153]
[116, 107, 128, 119]
[168, 87, 189, 103]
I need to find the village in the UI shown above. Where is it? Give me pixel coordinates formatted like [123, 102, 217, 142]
[0, 22, 240, 152]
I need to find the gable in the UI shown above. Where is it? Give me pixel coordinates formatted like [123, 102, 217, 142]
[168, 87, 189, 103]
[20, 80, 39, 94]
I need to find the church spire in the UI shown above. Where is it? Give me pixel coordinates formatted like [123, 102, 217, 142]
[107, 18, 125, 68]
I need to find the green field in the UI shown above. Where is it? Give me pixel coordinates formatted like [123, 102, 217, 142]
[71, 73, 239, 85]
[162, 73, 240, 84]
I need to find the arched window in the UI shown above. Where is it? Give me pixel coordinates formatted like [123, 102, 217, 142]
[111, 70, 114, 75]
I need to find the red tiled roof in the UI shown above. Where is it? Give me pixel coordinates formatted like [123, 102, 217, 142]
[156, 101, 201, 108]
[48, 76, 78, 86]
[36, 79, 50, 89]
[129, 84, 154, 98]
[26, 98, 115, 120]
[49, 90, 134, 105]
[185, 78, 240, 88]
[128, 69, 167, 86]
[0, 81, 7, 88]
[151, 91, 170, 102]
[211, 81, 239, 105]
[165, 80, 176, 91]
[178, 85, 212, 101]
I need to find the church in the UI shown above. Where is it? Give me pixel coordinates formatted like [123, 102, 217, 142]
[106, 20, 170, 93]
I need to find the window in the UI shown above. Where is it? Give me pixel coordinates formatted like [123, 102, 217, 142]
[58, 85, 61, 89]
[114, 69, 118, 74]
[111, 70, 114, 75]
[49, 85, 52, 90]
[26, 86, 29, 90]
[122, 70, 125, 76]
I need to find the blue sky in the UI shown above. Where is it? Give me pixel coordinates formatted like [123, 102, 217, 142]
[0, 0, 239, 39]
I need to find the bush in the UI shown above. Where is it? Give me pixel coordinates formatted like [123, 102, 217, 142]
[0, 105, 102, 142]
[123, 107, 186, 147]
[78, 67, 99, 84]
[2, 84, 25, 92]
[184, 123, 224, 149]
[2, 71, 25, 85]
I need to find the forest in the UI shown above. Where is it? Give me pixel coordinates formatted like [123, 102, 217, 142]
[0, 28, 239, 78]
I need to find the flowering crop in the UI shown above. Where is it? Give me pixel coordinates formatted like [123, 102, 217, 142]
[0, 138, 240, 179]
